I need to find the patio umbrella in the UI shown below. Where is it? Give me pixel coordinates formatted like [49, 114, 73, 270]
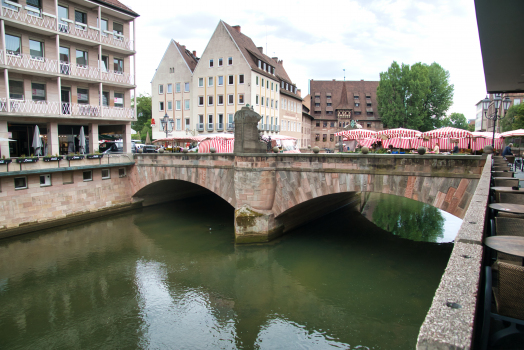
[145, 131, 151, 145]
[78, 126, 86, 154]
[32, 125, 43, 156]
[0, 137, 16, 142]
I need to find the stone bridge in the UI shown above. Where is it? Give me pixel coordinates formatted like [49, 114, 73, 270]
[129, 153, 485, 243]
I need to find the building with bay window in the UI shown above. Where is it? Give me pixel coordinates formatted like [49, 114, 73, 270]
[0, 0, 138, 157]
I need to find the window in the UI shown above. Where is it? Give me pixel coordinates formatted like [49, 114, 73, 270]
[218, 95, 224, 105]
[185, 82, 189, 92]
[275, 101, 278, 109]
[514, 99, 521, 105]
[9, 80, 23, 100]
[208, 77, 213, 86]
[113, 22, 123, 37]
[238, 94, 244, 104]
[218, 76, 224, 86]
[218, 58, 223, 66]
[114, 92, 123, 108]
[14, 177, 27, 190]
[261, 97, 264, 106]
[228, 57, 232, 65]
[198, 96, 204, 106]
[262, 78, 264, 87]
[228, 94, 234, 105]
[267, 81, 269, 89]
[367, 103, 371, 107]
[184, 99, 190, 110]
[83, 170, 92, 181]
[176, 119, 181, 131]
[271, 82, 273, 90]
[118, 168, 126, 177]
[256, 76, 259, 85]
[101, 169, 110, 179]
[256, 95, 259, 105]
[167, 84, 172, 93]
[329, 134, 334, 142]
[330, 122, 335, 127]
[159, 101, 164, 111]
[5, 34, 21, 56]
[198, 78, 204, 87]
[327, 103, 332, 107]
[32, 83, 46, 101]
[315, 134, 320, 141]
[228, 75, 234, 85]
[367, 123, 372, 128]
[176, 100, 181, 110]
[208, 95, 213, 106]
[101, 91, 109, 106]
[76, 50, 88, 67]
[75, 10, 87, 29]
[114, 58, 123, 73]
[266, 98, 269, 107]
[167, 101, 173, 110]
[159, 84, 164, 94]
[209, 59, 213, 67]
[355, 103, 359, 107]
[239, 74, 244, 84]
[29, 39, 44, 60]
[323, 134, 327, 142]
[316, 121, 320, 127]
[175, 83, 181, 93]
[271, 99, 274, 108]
[99, 54, 108, 72]
[185, 118, 190, 130]
[100, 18, 108, 35]
[77, 88, 89, 104]
[40, 174, 51, 187]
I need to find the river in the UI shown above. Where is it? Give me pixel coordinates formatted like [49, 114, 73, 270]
[0, 193, 457, 349]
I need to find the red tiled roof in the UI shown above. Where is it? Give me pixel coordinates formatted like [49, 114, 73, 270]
[174, 41, 199, 72]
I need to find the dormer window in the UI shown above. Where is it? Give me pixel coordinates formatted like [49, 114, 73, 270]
[258, 60, 261, 68]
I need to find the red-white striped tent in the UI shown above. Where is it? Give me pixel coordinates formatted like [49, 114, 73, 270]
[500, 129, 524, 137]
[421, 127, 472, 139]
[199, 137, 234, 153]
[382, 137, 416, 149]
[376, 128, 422, 138]
[335, 129, 377, 139]
[357, 137, 377, 148]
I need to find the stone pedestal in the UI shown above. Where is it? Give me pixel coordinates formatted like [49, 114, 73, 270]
[234, 205, 284, 243]
[233, 106, 266, 154]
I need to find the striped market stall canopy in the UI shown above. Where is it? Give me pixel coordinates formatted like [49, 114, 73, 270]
[335, 129, 377, 139]
[500, 129, 524, 137]
[421, 127, 472, 139]
[376, 128, 422, 138]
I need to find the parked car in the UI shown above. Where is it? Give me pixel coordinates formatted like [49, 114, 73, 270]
[141, 145, 157, 153]
[99, 141, 137, 154]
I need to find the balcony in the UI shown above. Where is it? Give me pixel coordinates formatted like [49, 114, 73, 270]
[265, 124, 270, 131]
[0, 98, 60, 114]
[207, 123, 214, 131]
[216, 123, 224, 131]
[1, 3, 134, 52]
[227, 123, 235, 131]
[197, 123, 204, 131]
[3, 51, 58, 74]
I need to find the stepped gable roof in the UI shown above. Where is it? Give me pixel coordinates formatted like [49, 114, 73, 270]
[222, 21, 278, 81]
[174, 41, 199, 72]
[94, 0, 139, 17]
[337, 82, 352, 110]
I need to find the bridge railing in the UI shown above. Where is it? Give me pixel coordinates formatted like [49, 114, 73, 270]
[417, 154, 491, 350]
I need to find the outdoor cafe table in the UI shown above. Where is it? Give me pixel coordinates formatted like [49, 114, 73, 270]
[485, 236, 524, 264]
[491, 187, 524, 194]
[489, 203, 524, 215]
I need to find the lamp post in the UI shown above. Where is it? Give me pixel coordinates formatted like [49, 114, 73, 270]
[160, 113, 174, 139]
[482, 95, 511, 148]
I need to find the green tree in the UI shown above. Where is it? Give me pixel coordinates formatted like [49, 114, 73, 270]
[377, 61, 454, 131]
[468, 122, 475, 132]
[500, 103, 524, 132]
[132, 94, 152, 134]
[441, 112, 468, 130]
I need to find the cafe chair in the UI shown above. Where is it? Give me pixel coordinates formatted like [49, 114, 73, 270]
[492, 166, 510, 171]
[493, 178, 519, 187]
[491, 171, 514, 178]
[493, 217, 524, 264]
[481, 264, 524, 350]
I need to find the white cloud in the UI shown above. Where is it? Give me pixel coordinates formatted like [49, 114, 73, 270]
[124, 0, 485, 121]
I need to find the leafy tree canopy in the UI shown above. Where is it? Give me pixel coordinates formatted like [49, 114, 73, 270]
[500, 103, 524, 132]
[132, 94, 152, 134]
[441, 112, 469, 130]
[377, 61, 454, 132]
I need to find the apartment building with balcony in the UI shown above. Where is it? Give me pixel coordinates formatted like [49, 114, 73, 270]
[151, 40, 198, 140]
[0, 0, 138, 157]
[274, 58, 303, 145]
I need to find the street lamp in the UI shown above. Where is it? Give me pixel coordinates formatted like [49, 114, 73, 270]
[160, 113, 174, 138]
[482, 95, 511, 148]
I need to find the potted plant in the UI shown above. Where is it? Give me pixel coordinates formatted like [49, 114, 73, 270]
[16, 154, 39, 163]
[86, 152, 104, 159]
[66, 153, 85, 161]
[43, 154, 64, 162]
[0, 155, 12, 165]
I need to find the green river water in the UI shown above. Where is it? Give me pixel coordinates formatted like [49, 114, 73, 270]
[0, 194, 457, 350]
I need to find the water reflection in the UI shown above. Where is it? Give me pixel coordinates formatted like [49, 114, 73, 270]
[361, 192, 461, 243]
[0, 195, 452, 349]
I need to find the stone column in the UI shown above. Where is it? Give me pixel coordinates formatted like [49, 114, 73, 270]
[0, 120, 9, 158]
[89, 123, 98, 153]
[122, 123, 132, 153]
[46, 122, 59, 156]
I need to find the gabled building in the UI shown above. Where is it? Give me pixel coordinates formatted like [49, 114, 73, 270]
[151, 40, 198, 139]
[274, 58, 303, 145]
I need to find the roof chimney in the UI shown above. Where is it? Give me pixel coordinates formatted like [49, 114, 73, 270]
[181, 45, 186, 51]
[232, 25, 241, 33]
[297, 89, 301, 97]
[361, 79, 364, 81]
[257, 46, 263, 54]
[272, 57, 278, 62]
[193, 50, 197, 57]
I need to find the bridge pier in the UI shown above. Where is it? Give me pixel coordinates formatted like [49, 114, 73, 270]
[234, 205, 284, 243]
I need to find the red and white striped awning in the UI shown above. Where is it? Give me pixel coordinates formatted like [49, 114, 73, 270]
[421, 127, 472, 139]
[471, 131, 501, 139]
[382, 137, 417, 149]
[500, 129, 524, 137]
[335, 129, 377, 138]
[199, 138, 234, 153]
[376, 128, 422, 138]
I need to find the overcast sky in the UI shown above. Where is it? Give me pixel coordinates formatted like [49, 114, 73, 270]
[124, 0, 486, 121]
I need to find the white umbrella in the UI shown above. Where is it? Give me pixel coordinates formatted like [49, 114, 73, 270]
[79, 126, 86, 154]
[0, 137, 16, 142]
[32, 125, 43, 156]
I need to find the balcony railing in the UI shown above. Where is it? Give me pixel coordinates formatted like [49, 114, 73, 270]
[0, 98, 60, 114]
[60, 62, 98, 79]
[216, 123, 224, 131]
[61, 103, 134, 119]
[2, 4, 134, 51]
[265, 124, 270, 131]
[227, 123, 234, 131]
[4, 51, 58, 74]
[197, 123, 204, 131]
[207, 123, 214, 131]
[101, 69, 134, 85]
